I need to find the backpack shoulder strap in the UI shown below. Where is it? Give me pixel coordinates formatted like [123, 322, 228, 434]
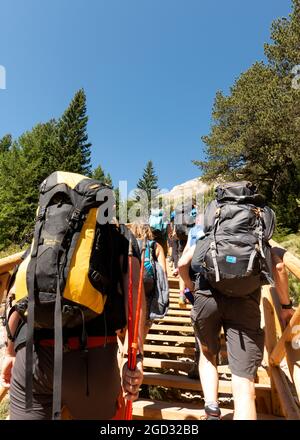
[148, 240, 158, 262]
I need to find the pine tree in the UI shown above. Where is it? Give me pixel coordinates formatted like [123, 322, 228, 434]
[136, 160, 159, 203]
[56, 89, 92, 175]
[91, 165, 113, 186]
[0, 90, 93, 247]
[0, 134, 12, 153]
[194, 1, 300, 232]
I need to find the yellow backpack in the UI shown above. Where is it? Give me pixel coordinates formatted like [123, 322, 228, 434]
[14, 171, 116, 419]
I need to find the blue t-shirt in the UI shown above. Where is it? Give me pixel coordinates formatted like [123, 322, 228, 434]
[187, 225, 204, 247]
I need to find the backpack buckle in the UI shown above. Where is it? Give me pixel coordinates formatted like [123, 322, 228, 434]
[71, 208, 81, 221]
[90, 270, 101, 282]
[68, 208, 82, 229]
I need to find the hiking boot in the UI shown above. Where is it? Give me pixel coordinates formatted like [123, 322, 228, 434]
[204, 403, 221, 420]
[178, 292, 186, 308]
[187, 362, 199, 379]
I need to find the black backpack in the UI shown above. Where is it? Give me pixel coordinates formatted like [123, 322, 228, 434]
[174, 203, 196, 240]
[14, 171, 121, 419]
[191, 181, 275, 296]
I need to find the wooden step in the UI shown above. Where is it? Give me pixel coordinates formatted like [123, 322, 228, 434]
[132, 399, 283, 420]
[150, 324, 194, 333]
[144, 344, 195, 356]
[142, 357, 270, 384]
[166, 309, 191, 317]
[169, 302, 192, 310]
[145, 334, 195, 343]
[143, 357, 194, 371]
[143, 372, 272, 399]
[156, 316, 191, 324]
[168, 280, 179, 289]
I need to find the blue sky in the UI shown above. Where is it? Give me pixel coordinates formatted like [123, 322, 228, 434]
[0, 0, 292, 193]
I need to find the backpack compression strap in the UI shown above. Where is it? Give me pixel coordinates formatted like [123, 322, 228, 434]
[209, 207, 221, 283]
[25, 205, 47, 410]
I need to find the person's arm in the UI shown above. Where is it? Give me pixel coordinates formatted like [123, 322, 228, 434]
[178, 244, 196, 292]
[271, 250, 294, 328]
[155, 242, 167, 273]
[1, 309, 20, 387]
[121, 255, 145, 402]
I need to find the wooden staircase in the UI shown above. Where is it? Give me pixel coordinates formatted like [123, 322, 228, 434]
[132, 272, 294, 420]
[0, 244, 300, 420]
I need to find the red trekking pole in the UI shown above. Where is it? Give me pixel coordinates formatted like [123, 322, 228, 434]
[125, 237, 146, 420]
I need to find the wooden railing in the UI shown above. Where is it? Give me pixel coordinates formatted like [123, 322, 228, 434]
[263, 241, 300, 419]
[263, 240, 300, 419]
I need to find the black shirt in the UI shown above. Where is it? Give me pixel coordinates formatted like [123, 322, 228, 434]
[14, 224, 140, 350]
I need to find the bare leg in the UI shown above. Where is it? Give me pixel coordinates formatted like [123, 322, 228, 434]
[231, 374, 256, 420]
[198, 342, 218, 403]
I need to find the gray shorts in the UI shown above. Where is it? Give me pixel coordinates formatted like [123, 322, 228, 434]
[190, 281, 264, 379]
[10, 342, 121, 420]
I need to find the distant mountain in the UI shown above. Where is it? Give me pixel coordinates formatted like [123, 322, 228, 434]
[160, 177, 210, 204]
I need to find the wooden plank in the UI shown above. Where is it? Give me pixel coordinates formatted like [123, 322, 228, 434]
[285, 342, 300, 405]
[150, 324, 194, 333]
[143, 357, 268, 381]
[0, 272, 10, 305]
[143, 357, 194, 371]
[270, 366, 300, 420]
[0, 252, 23, 275]
[143, 372, 271, 396]
[143, 344, 195, 356]
[270, 240, 300, 280]
[262, 286, 287, 417]
[132, 399, 284, 421]
[146, 334, 195, 343]
[169, 288, 181, 293]
[168, 280, 179, 289]
[156, 316, 191, 324]
[270, 305, 300, 366]
[166, 309, 191, 317]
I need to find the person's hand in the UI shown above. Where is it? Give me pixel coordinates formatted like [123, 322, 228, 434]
[184, 280, 194, 293]
[280, 308, 294, 329]
[1, 353, 15, 388]
[121, 358, 143, 402]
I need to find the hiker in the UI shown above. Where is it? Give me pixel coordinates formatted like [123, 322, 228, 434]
[149, 208, 168, 257]
[177, 214, 204, 379]
[127, 223, 169, 337]
[171, 200, 197, 277]
[178, 181, 294, 420]
[1, 223, 145, 420]
[0, 172, 145, 420]
[178, 215, 204, 307]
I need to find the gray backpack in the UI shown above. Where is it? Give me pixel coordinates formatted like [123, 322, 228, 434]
[192, 181, 275, 296]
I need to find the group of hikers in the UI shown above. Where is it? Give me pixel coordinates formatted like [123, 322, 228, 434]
[0, 172, 295, 420]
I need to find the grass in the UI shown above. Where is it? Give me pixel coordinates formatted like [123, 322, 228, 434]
[0, 398, 9, 420]
[0, 244, 24, 259]
[273, 231, 300, 305]
[275, 232, 300, 258]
